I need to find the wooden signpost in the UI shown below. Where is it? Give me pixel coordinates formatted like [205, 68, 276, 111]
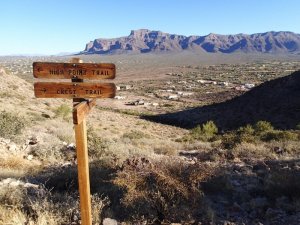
[33, 58, 116, 225]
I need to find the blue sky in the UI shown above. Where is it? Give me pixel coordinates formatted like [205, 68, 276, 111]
[0, 0, 299, 55]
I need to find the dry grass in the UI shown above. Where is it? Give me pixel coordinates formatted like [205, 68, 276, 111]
[113, 156, 215, 222]
[0, 155, 41, 171]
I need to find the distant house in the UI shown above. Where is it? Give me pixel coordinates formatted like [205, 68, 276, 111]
[168, 95, 179, 100]
[117, 85, 132, 91]
[114, 96, 126, 100]
[244, 83, 255, 89]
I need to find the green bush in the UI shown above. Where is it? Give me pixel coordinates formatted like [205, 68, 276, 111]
[202, 121, 218, 137]
[221, 121, 299, 149]
[87, 126, 108, 159]
[254, 121, 274, 134]
[188, 121, 218, 142]
[236, 124, 257, 143]
[0, 111, 25, 139]
[122, 130, 149, 140]
[221, 132, 239, 149]
[54, 104, 72, 121]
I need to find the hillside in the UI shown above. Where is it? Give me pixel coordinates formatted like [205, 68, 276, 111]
[0, 61, 300, 224]
[146, 70, 300, 130]
[82, 29, 300, 54]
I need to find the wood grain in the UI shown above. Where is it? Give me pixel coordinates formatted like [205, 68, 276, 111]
[33, 62, 116, 79]
[73, 99, 96, 124]
[74, 118, 92, 225]
[34, 82, 116, 98]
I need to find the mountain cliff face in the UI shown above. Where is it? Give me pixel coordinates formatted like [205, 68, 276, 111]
[83, 29, 300, 54]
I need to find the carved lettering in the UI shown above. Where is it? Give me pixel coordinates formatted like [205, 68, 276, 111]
[57, 89, 76, 94]
[85, 89, 102, 95]
[92, 70, 109, 76]
[49, 69, 64, 75]
[68, 70, 87, 76]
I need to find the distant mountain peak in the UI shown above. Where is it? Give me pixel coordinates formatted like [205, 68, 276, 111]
[82, 29, 300, 55]
[130, 29, 151, 36]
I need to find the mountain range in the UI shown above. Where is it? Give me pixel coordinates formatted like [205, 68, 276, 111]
[82, 29, 300, 55]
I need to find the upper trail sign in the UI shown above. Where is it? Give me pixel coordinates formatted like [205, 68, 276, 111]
[32, 58, 116, 225]
[33, 62, 116, 80]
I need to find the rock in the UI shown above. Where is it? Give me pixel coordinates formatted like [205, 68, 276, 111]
[273, 146, 284, 154]
[24, 182, 39, 189]
[27, 154, 34, 160]
[41, 113, 51, 118]
[231, 180, 241, 186]
[231, 202, 243, 212]
[0, 138, 10, 144]
[8, 143, 17, 151]
[250, 197, 268, 209]
[103, 218, 118, 225]
[28, 137, 38, 145]
[67, 143, 76, 150]
[253, 162, 270, 176]
[265, 208, 286, 220]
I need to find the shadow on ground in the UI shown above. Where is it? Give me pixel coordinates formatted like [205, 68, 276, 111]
[143, 71, 300, 130]
[28, 157, 300, 224]
[200, 158, 300, 224]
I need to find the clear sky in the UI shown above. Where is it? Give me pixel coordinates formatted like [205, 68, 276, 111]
[1, 0, 299, 55]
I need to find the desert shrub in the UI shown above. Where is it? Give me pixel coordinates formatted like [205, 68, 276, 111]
[231, 142, 273, 159]
[113, 157, 215, 222]
[87, 126, 108, 159]
[0, 183, 109, 225]
[91, 194, 110, 224]
[254, 121, 274, 134]
[222, 121, 298, 149]
[29, 145, 65, 162]
[296, 124, 300, 130]
[0, 111, 25, 139]
[189, 121, 218, 142]
[221, 131, 241, 149]
[202, 121, 218, 136]
[236, 124, 257, 143]
[122, 130, 149, 140]
[153, 145, 177, 156]
[261, 130, 298, 142]
[54, 104, 72, 121]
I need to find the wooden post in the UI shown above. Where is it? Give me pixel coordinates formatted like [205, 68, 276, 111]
[74, 117, 92, 225]
[72, 58, 92, 225]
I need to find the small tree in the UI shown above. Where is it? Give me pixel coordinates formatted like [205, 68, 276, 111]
[254, 121, 274, 134]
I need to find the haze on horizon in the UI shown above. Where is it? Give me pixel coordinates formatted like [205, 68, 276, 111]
[1, 0, 300, 55]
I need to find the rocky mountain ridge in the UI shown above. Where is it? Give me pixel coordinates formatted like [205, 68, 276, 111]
[83, 29, 300, 54]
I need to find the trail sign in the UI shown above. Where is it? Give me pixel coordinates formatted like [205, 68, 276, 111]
[33, 62, 116, 79]
[34, 82, 116, 98]
[32, 58, 116, 225]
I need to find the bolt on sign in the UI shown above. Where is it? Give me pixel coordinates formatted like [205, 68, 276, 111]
[33, 58, 116, 225]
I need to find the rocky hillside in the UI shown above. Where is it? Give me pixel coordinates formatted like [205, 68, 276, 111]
[83, 29, 300, 54]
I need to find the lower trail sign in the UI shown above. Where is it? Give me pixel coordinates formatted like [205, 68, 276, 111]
[33, 58, 116, 225]
[34, 82, 116, 98]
